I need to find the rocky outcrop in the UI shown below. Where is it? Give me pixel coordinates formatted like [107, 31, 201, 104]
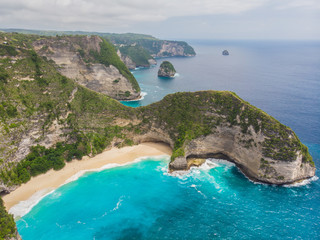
[33, 36, 140, 100]
[148, 58, 157, 66]
[0, 33, 315, 194]
[222, 50, 229, 55]
[140, 91, 315, 185]
[158, 61, 176, 78]
[169, 126, 315, 184]
[152, 41, 196, 57]
[117, 49, 136, 70]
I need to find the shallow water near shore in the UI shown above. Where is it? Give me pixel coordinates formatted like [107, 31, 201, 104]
[16, 40, 320, 239]
[16, 156, 320, 239]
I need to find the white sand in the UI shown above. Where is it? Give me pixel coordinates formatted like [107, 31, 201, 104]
[3, 142, 172, 212]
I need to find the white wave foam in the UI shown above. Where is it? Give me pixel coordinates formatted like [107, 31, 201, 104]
[207, 158, 235, 168]
[195, 160, 219, 171]
[65, 155, 169, 185]
[64, 163, 120, 184]
[121, 92, 148, 102]
[111, 196, 124, 212]
[284, 176, 319, 188]
[237, 166, 319, 188]
[166, 159, 219, 180]
[190, 184, 207, 198]
[174, 73, 180, 77]
[10, 155, 170, 218]
[9, 188, 55, 219]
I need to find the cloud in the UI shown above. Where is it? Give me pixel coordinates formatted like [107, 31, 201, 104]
[273, 0, 320, 10]
[0, 0, 318, 40]
[0, 0, 267, 30]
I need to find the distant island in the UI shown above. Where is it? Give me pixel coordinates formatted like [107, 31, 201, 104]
[222, 50, 229, 55]
[158, 61, 176, 78]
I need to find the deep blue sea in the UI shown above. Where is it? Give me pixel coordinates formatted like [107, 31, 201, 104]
[16, 40, 320, 239]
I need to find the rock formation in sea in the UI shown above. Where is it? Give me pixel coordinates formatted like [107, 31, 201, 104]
[158, 61, 176, 78]
[222, 50, 229, 55]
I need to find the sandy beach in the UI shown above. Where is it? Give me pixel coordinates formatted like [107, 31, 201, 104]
[3, 142, 172, 212]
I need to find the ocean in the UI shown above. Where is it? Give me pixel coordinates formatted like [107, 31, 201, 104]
[15, 40, 320, 239]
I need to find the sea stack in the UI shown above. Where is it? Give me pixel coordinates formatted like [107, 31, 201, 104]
[222, 50, 229, 55]
[158, 61, 176, 78]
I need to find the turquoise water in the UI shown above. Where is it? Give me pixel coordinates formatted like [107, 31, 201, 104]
[16, 40, 320, 239]
[16, 157, 320, 239]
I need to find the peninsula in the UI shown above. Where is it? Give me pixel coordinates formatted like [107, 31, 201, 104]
[0, 32, 315, 239]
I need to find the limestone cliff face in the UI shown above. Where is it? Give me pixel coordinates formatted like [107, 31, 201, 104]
[154, 41, 196, 57]
[117, 45, 157, 70]
[33, 36, 140, 100]
[169, 126, 315, 184]
[0, 33, 315, 196]
[139, 91, 315, 185]
[148, 58, 157, 66]
[117, 50, 136, 70]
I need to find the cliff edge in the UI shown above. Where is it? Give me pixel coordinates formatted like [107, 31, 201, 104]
[0, 31, 315, 239]
[139, 91, 315, 185]
[33, 35, 140, 100]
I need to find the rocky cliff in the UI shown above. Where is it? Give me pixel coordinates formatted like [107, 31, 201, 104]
[152, 40, 196, 58]
[0, 32, 315, 238]
[117, 45, 156, 70]
[158, 61, 176, 78]
[33, 35, 140, 100]
[222, 50, 229, 55]
[1, 29, 196, 69]
[0, 33, 315, 190]
[115, 39, 195, 69]
[139, 91, 315, 185]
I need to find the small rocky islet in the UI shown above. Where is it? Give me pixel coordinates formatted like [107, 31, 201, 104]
[158, 61, 176, 78]
[222, 50, 229, 55]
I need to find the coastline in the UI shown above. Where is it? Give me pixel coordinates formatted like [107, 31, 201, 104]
[120, 91, 147, 102]
[3, 142, 172, 212]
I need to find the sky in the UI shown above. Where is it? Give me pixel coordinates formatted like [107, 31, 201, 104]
[0, 0, 319, 40]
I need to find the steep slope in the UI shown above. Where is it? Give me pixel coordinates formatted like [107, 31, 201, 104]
[1, 29, 196, 69]
[158, 61, 176, 78]
[0, 32, 315, 239]
[0, 32, 315, 189]
[117, 45, 156, 70]
[32, 35, 140, 100]
[102, 33, 196, 57]
[139, 92, 315, 184]
[108, 33, 196, 68]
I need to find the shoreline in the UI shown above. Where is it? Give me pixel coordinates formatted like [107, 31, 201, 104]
[120, 91, 147, 102]
[3, 142, 172, 212]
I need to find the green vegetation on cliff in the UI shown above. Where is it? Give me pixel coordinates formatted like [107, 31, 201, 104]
[158, 61, 176, 77]
[89, 38, 140, 92]
[0, 198, 16, 239]
[32, 34, 140, 94]
[1, 29, 196, 66]
[0, 32, 313, 178]
[119, 45, 153, 67]
[139, 91, 312, 165]
[0, 32, 314, 237]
